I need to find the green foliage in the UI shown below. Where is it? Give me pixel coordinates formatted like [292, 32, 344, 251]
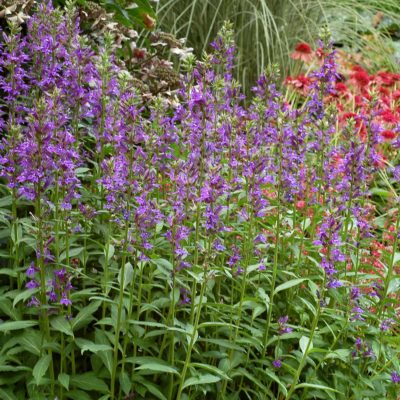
[0, 3, 399, 400]
[156, 0, 400, 93]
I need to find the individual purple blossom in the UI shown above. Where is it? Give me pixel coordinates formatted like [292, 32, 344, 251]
[272, 359, 282, 369]
[27, 296, 40, 307]
[380, 318, 395, 332]
[60, 294, 72, 306]
[227, 245, 241, 273]
[391, 371, 400, 384]
[350, 306, 365, 321]
[278, 316, 293, 334]
[26, 280, 39, 289]
[179, 287, 191, 305]
[213, 238, 226, 252]
[26, 262, 38, 277]
[350, 286, 361, 301]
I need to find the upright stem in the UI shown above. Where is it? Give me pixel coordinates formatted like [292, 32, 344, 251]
[176, 263, 209, 400]
[110, 222, 130, 400]
[286, 303, 322, 400]
[262, 136, 284, 357]
[35, 190, 55, 397]
[377, 204, 400, 320]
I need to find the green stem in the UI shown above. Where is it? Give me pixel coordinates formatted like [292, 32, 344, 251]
[110, 222, 130, 400]
[377, 204, 400, 321]
[102, 220, 112, 324]
[286, 302, 322, 400]
[35, 190, 55, 397]
[262, 138, 284, 357]
[176, 265, 208, 400]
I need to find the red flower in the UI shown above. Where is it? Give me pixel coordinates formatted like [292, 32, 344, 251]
[333, 82, 350, 99]
[374, 152, 387, 169]
[392, 90, 400, 100]
[376, 71, 396, 86]
[335, 82, 348, 92]
[291, 42, 313, 63]
[350, 66, 370, 89]
[133, 48, 146, 59]
[380, 110, 398, 124]
[285, 74, 311, 95]
[295, 200, 306, 210]
[315, 47, 325, 59]
[379, 86, 390, 97]
[381, 130, 396, 140]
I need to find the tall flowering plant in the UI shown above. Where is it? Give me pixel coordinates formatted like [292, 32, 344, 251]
[0, 4, 399, 400]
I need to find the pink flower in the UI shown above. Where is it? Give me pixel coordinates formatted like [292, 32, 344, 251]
[291, 42, 313, 63]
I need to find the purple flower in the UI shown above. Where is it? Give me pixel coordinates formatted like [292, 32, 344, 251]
[391, 371, 400, 384]
[272, 359, 282, 369]
[26, 262, 38, 277]
[380, 318, 395, 332]
[351, 286, 361, 301]
[350, 306, 365, 321]
[60, 294, 72, 307]
[27, 296, 40, 307]
[278, 316, 293, 334]
[26, 280, 39, 289]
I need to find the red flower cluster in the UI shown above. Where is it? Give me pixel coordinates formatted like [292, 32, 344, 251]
[286, 42, 400, 145]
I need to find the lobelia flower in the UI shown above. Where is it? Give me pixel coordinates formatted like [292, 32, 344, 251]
[391, 371, 400, 384]
[272, 359, 282, 368]
[380, 318, 395, 332]
[278, 315, 293, 334]
[314, 214, 344, 289]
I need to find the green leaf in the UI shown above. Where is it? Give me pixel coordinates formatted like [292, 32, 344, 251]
[0, 320, 38, 332]
[72, 300, 101, 331]
[264, 369, 288, 397]
[65, 390, 92, 400]
[152, 258, 173, 275]
[50, 316, 74, 337]
[70, 373, 108, 393]
[75, 338, 112, 354]
[105, 243, 115, 261]
[60, 247, 83, 262]
[33, 354, 52, 385]
[370, 187, 391, 198]
[102, 0, 156, 29]
[0, 388, 17, 400]
[118, 262, 134, 290]
[20, 330, 42, 355]
[295, 383, 342, 394]
[11, 224, 22, 244]
[134, 376, 167, 400]
[189, 363, 230, 380]
[0, 195, 12, 207]
[13, 289, 38, 307]
[182, 374, 221, 389]
[135, 363, 179, 374]
[274, 278, 307, 294]
[325, 349, 351, 362]
[0, 268, 17, 277]
[58, 373, 70, 390]
[94, 328, 113, 374]
[119, 371, 131, 395]
[299, 336, 313, 355]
